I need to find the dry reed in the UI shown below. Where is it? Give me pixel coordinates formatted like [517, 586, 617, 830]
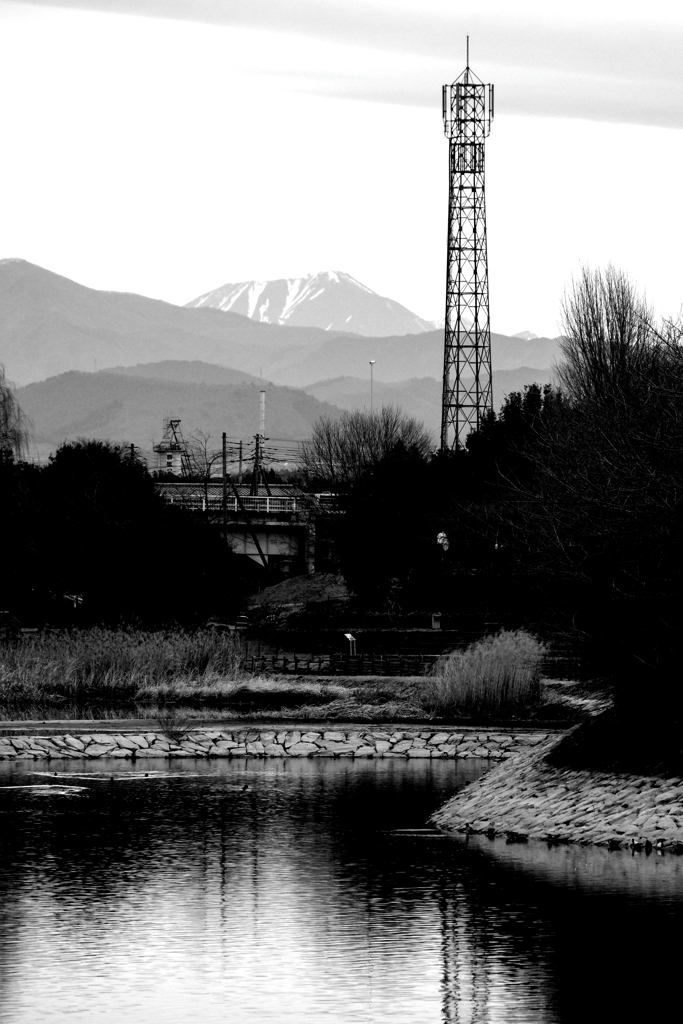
[423, 630, 547, 715]
[0, 628, 247, 703]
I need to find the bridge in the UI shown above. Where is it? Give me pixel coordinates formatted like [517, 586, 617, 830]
[156, 482, 332, 577]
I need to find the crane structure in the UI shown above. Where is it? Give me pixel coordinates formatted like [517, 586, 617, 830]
[441, 46, 494, 450]
[152, 418, 188, 475]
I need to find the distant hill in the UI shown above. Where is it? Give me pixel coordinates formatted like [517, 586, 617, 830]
[16, 356, 555, 461]
[186, 270, 437, 337]
[270, 330, 561, 386]
[16, 370, 342, 456]
[492, 335, 560, 371]
[303, 367, 554, 434]
[0, 258, 350, 386]
[304, 377, 440, 432]
[101, 360, 263, 387]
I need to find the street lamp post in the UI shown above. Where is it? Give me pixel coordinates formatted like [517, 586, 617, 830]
[369, 360, 376, 414]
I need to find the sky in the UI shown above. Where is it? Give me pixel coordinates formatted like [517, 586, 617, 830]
[0, 0, 681, 337]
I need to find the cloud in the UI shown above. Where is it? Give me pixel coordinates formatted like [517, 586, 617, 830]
[11, 0, 683, 127]
[273, 59, 683, 130]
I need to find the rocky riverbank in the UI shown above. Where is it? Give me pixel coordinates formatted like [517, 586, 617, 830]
[6, 721, 681, 852]
[432, 738, 683, 850]
[0, 725, 551, 761]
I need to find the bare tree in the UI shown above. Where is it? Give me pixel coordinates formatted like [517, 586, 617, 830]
[301, 406, 434, 489]
[0, 364, 31, 461]
[182, 429, 225, 513]
[557, 264, 656, 405]
[183, 429, 223, 480]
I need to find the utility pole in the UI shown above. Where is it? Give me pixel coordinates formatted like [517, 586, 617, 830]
[222, 431, 228, 544]
[251, 433, 261, 496]
[250, 390, 271, 497]
[441, 39, 494, 449]
[369, 360, 376, 414]
[249, 434, 272, 496]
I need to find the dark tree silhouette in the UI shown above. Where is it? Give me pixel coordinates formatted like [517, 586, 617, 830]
[1, 439, 246, 626]
[490, 272, 683, 722]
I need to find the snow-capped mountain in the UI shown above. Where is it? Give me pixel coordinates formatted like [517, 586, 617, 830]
[185, 270, 437, 337]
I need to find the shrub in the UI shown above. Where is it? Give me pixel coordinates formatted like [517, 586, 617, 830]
[423, 630, 547, 716]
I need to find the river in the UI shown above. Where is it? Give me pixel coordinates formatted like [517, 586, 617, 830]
[0, 758, 680, 1022]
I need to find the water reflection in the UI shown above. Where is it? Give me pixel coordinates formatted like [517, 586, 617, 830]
[0, 759, 680, 1023]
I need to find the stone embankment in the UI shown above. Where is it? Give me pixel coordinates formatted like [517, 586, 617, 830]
[0, 726, 550, 761]
[432, 739, 683, 850]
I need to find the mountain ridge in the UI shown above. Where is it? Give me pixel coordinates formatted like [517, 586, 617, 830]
[1, 259, 562, 392]
[0, 259, 352, 386]
[186, 269, 437, 337]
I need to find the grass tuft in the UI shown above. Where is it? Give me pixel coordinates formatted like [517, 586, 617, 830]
[422, 630, 547, 716]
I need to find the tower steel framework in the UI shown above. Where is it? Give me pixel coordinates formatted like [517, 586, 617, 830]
[441, 51, 494, 450]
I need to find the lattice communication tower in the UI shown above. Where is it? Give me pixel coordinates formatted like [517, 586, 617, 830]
[441, 48, 494, 450]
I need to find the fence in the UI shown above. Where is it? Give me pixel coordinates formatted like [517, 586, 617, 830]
[243, 653, 440, 676]
[243, 642, 584, 679]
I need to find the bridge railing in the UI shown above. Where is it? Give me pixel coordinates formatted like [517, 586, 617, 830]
[157, 485, 299, 514]
[156, 483, 340, 515]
